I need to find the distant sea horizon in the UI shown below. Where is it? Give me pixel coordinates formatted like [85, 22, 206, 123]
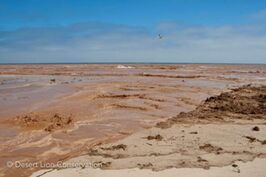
[0, 62, 265, 65]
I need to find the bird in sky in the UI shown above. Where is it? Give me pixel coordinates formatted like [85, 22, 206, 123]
[158, 34, 163, 39]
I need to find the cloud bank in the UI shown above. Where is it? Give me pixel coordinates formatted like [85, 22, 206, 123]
[0, 22, 266, 63]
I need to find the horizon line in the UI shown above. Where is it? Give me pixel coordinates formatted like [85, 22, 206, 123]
[0, 62, 266, 65]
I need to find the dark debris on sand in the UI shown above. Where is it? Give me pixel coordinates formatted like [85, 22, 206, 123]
[157, 85, 266, 128]
[101, 144, 127, 151]
[146, 134, 163, 141]
[15, 113, 73, 132]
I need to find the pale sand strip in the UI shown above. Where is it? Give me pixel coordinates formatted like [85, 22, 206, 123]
[31, 158, 266, 177]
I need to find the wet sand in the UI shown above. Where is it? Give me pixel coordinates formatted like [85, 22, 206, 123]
[0, 64, 265, 177]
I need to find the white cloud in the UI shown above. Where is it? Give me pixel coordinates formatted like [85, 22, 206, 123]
[0, 22, 266, 63]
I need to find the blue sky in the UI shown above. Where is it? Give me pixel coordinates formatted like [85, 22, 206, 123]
[0, 0, 266, 63]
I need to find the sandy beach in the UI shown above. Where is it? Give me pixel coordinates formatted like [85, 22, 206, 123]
[0, 64, 265, 177]
[31, 158, 266, 177]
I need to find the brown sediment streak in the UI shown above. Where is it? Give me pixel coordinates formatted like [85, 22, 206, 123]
[95, 93, 146, 99]
[94, 93, 166, 103]
[111, 104, 148, 111]
[136, 73, 204, 78]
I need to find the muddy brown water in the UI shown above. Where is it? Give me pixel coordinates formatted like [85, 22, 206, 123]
[0, 64, 265, 177]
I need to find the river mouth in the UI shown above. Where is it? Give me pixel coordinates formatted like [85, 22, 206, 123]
[0, 64, 265, 177]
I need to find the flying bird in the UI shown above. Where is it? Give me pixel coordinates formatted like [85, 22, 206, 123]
[158, 34, 163, 39]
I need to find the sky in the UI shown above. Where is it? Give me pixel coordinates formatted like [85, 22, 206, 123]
[0, 0, 266, 63]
